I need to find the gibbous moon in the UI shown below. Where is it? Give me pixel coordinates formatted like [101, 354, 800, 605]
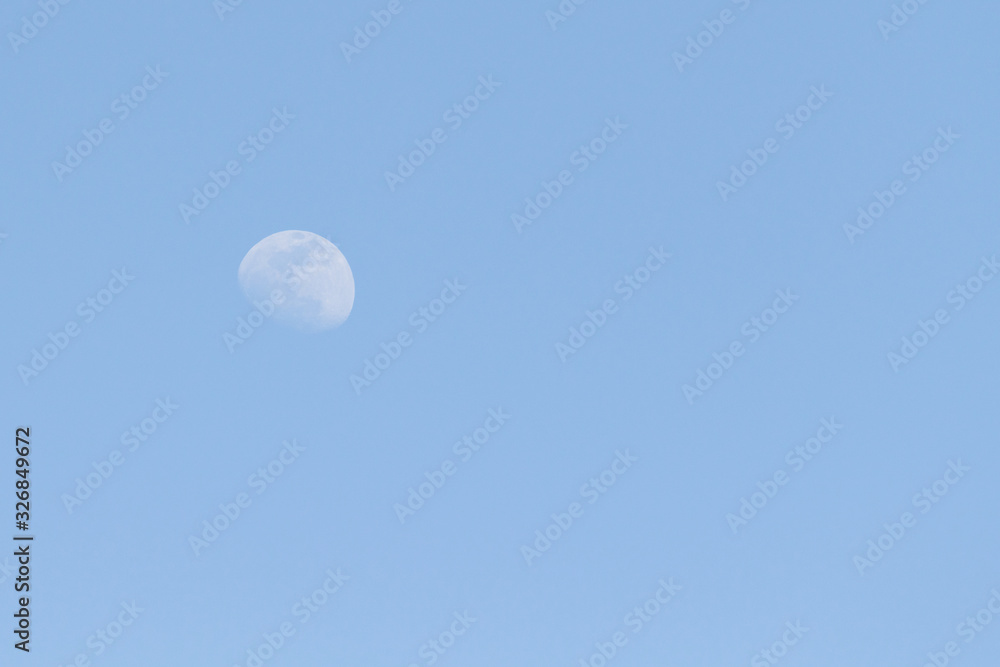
[238, 230, 355, 331]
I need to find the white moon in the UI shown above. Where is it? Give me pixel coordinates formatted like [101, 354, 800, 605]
[238, 230, 355, 331]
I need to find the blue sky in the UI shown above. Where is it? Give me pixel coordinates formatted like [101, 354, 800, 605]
[2, 0, 1000, 665]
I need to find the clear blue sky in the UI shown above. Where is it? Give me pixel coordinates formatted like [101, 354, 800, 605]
[3, 0, 1000, 665]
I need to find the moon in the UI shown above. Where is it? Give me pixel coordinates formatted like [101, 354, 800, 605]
[238, 230, 355, 331]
